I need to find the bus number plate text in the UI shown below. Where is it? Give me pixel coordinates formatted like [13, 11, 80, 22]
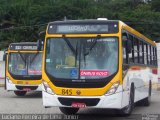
[62, 89, 72, 95]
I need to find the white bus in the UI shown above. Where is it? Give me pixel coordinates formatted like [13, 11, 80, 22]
[4, 42, 43, 96]
[42, 19, 158, 115]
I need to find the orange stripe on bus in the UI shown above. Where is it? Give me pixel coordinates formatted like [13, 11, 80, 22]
[131, 67, 141, 70]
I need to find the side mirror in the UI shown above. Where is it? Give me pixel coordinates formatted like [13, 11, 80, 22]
[3, 53, 7, 61]
[37, 31, 45, 51]
[37, 39, 42, 51]
[39, 31, 45, 40]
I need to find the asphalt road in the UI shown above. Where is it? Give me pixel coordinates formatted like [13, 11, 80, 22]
[0, 87, 160, 120]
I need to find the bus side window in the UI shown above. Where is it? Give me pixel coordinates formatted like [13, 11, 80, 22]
[122, 34, 128, 64]
[148, 45, 150, 65]
[128, 35, 133, 63]
[146, 44, 149, 65]
[134, 37, 138, 63]
[152, 47, 155, 66]
[155, 48, 158, 66]
[139, 41, 143, 64]
[153, 47, 156, 66]
[143, 43, 147, 65]
[150, 45, 153, 65]
[153, 47, 157, 66]
[122, 32, 133, 64]
[142, 41, 145, 64]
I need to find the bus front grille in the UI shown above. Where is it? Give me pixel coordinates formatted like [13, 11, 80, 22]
[15, 86, 38, 90]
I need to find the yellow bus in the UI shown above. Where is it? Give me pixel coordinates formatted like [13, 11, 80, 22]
[4, 42, 43, 96]
[42, 19, 158, 115]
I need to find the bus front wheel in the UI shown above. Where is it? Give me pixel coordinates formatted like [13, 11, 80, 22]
[59, 107, 79, 115]
[14, 91, 27, 96]
[118, 84, 134, 116]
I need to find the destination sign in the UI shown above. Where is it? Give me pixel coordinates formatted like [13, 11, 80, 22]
[9, 43, 38, 51]
[57, 25, 108, 33]
[48, 22, 119, 34]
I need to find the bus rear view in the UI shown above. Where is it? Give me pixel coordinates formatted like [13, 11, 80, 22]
[4, 42, 43, 96]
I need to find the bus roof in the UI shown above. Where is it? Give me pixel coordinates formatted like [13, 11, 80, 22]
[48, 19, 119, 24]
[48, 19, 119, 34]
[47, 19, 155, 46]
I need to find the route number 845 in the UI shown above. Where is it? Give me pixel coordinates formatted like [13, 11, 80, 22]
[62, 89, 72, 95]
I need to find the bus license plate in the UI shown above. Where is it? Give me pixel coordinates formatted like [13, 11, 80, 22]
[23, 88, 31, 91]
[71, 102, 86, 108]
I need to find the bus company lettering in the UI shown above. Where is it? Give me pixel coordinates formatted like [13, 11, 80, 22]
[80, 70, 109, 76]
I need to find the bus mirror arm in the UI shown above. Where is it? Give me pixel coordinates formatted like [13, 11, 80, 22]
[3, 53, 6, 61]
[3, 50, 7, 61]
[37, 39, 42, 51]
[37, 31, 45, 51]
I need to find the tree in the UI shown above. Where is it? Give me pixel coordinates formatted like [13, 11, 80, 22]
[0, 0, 160, 49]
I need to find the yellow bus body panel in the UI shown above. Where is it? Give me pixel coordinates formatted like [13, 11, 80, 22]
[42, 31, 123, 96]
[42, 72, 121, 96]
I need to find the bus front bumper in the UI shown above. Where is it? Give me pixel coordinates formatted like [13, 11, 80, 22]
[6, 79, 42, 91]
[42, 90, 123, 109]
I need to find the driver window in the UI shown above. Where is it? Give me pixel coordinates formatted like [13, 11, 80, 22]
[122, 33, 128, 64]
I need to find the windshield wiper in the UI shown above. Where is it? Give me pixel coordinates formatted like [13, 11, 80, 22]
[82, 35, 101, 67]
[75, 40, 78, 67]
[62, 35, 78, 67]
[18, 51, 26, 65]
[84, 35, 101, 56]
[62, 34, 76, 55]
[30, 52, 39, 64]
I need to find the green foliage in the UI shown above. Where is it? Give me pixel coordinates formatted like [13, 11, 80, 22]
[0, 0, 160, 49]
[151, 0, 160, 12]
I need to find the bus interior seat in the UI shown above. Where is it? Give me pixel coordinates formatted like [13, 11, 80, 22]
[65, 56, 75, 67]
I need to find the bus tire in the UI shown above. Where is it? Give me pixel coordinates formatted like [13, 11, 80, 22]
[59, 107, 79, 115]
[14, 91, 27, 96]
[118, 84, 134, 116]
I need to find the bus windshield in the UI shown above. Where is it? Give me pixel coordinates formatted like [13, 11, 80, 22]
[45, 37, 118, 79]
[8, 52, 42, 76]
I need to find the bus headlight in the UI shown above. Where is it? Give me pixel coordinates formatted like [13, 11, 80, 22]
[6, 77, 13, 83]
[105, 82, 120, 96]
[42, 81, 55, 95]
